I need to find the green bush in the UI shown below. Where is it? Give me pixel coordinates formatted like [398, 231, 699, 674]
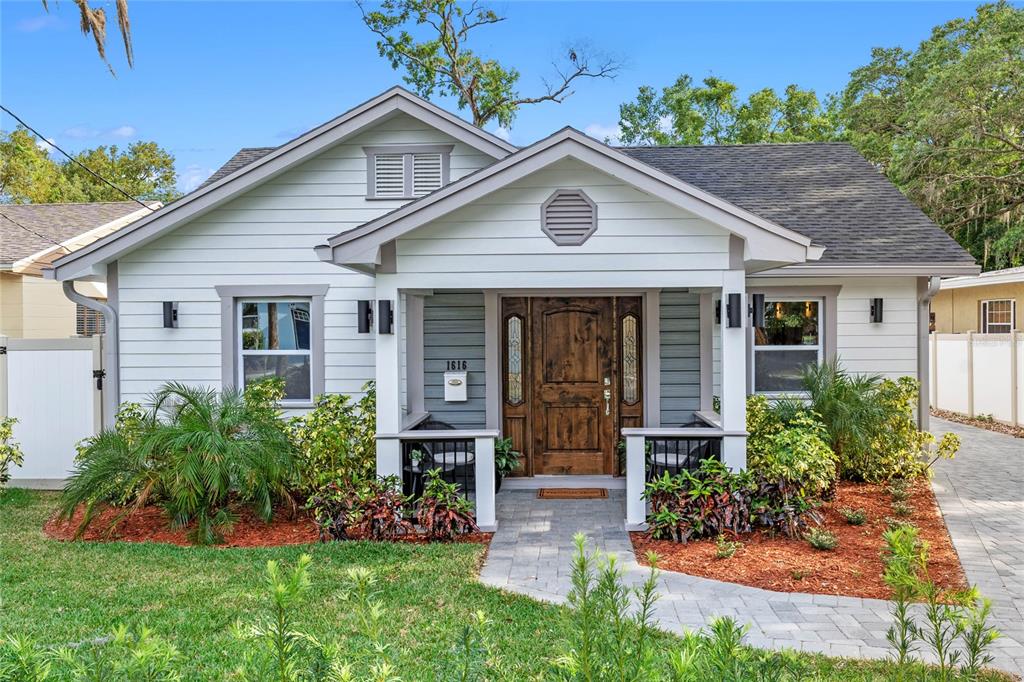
[0, 417, 24, 490]
[839, 507, 867, 525]
[746, 398, 836, 499]
[804, 527, 838, 551]
[60, 380, 297, 545]
[415, 469, 478, 541]
[288, 382, 376, 496]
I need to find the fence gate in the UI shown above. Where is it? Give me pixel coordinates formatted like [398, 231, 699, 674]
[0, 336, 103, 489]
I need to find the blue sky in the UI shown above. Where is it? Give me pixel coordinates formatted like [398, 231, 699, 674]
[0, 1, 992, 193]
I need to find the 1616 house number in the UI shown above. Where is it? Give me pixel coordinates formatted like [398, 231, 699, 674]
[445, 360, 468, 371]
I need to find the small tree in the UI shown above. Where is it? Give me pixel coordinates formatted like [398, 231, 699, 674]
[358, 0, 620, 128]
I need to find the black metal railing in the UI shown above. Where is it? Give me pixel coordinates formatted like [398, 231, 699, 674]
[400, 438, 476, 503]
[645, 436, 722, 481]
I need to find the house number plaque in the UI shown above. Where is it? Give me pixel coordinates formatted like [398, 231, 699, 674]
[445, 360, 468, 371]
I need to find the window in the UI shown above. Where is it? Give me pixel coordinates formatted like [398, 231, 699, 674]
[506, 315, 524, 405]
[981, 299, 1015, 333]
[238, 300, 312, 401]
[76, 302, 106, 337]
[621, 314, 639, 404]
[364, 145, 453, 199]
[753, 298, 823, 393]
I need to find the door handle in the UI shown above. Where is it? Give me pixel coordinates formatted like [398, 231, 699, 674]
[603, 389, 611, 416]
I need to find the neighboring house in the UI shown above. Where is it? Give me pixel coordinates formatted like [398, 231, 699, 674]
[1, 202, 160, 339]
[931, 266, 1024, 334]
[45, 88, 977, 529]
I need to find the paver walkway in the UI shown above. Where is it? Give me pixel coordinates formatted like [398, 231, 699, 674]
[479, 418, 1024, 675]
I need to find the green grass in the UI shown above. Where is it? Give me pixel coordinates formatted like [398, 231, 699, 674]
[0, 490, 1011, 680]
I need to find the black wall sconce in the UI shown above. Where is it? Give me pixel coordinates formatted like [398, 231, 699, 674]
[162, 301, 178, 328]
[357, 300, 374, 333]
[378, 299, 394, 334]
[715, 300, 721, 325]
[750, 293, 765, 328]
[870, 298, 884, 323]
[726, 293, 743, 328]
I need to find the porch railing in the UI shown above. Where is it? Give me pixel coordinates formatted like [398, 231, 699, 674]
[378, 429, 499, 530]
[621, 425, 738, 530]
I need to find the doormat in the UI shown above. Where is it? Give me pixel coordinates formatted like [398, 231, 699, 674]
[537, 488, 608, 499]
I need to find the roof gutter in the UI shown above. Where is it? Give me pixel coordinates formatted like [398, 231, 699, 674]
[917, 276, 942, 432]
[62, 281, 118, 428]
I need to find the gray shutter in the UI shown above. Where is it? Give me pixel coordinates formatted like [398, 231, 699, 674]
[541, 189, 597, 245]
[412, 153, 443, 196]
[373, 153, 406, 197]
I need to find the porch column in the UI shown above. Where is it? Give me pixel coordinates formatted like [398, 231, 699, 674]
[625, 434, 647, 529]
[474, 436, 497, 530]
[720, 270, 748, 470]
[375, 276, 403, 479]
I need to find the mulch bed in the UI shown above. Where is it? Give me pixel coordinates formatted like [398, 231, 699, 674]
[44, 505, 491, 548]
[631, 479, 967, 600]
[932, 409, 1024, 439]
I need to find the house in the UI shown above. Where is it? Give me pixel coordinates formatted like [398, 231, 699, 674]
[44, 87, 978, 529]
[931, 266, 1024, 334]
[1, 202, 159, 339]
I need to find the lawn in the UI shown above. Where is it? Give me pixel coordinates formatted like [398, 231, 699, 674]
[0, 490, 1010, 680]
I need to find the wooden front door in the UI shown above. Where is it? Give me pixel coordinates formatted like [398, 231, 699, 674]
[501, 296, 643, 476]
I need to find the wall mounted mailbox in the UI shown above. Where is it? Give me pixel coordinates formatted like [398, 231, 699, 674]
[163, 301, 179, 328]
[443, 370, 468, 402]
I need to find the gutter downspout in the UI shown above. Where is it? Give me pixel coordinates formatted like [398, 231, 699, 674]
[62, 281, 118, 428]
[918, 276, 942, 431]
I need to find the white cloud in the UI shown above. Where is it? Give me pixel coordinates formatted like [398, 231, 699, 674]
[491, 125, 512, 142]
[17, 15, 60, 33]
[108, 125, 137, 138]
[35, 137, 56, 152]
[63, 125, 99, 139]
[583, 123, 622, 145]
[179, 164, 215, 193]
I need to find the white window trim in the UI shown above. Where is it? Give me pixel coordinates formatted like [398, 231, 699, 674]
[364, 144, 453, 200]
[981, 299, 1015, 334]
[237, 298, 313, 404]
[216, 284, 327, 408]
[752, 296, 825, 396]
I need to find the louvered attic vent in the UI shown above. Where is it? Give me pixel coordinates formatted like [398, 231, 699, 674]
[365, 145, 452, 199]
[541, 189, 597, 245]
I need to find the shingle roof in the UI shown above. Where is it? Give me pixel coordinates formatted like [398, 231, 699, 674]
[0, 202, 152, 265]
[197, 148, 276, 190]
[201, 141, 975, 266]
[619, 143, 973, 265]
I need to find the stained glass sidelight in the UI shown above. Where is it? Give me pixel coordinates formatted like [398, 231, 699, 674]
[622, 314, 639, 404]
[506, 315, 524, 405]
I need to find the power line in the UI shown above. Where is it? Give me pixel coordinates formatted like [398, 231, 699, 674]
[0, 104, 156, 212]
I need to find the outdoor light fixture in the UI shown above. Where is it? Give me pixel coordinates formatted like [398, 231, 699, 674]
[162, 301, 178, 329]
[870, 298, 884, 323]
[378, 299, 394, 334]
[750, 293, 765, 328]
[727, 293, 743, 328]
[715, 300, 721, 325]
[357, 300, 373, 333]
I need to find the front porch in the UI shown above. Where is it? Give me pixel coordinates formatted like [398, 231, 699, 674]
[372, 283, 751, 532]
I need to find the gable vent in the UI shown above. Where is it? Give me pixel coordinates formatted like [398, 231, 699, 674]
[541, 189, 598, 246]
[412, 153, 443, 196]
[373, 153, 406, 197]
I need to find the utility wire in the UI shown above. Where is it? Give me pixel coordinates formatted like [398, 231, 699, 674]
[0, 103, 156, 212]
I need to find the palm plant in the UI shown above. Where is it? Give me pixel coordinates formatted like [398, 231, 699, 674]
[801, 358, 883, 478]
[60, 381, 296, 545]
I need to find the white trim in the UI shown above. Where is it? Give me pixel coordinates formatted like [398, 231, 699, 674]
[751, 296, 824, 395]
[47, 88, 514, 281]
[483, 290, 500, 430]
[405, 294, 425, 416]
[759, 263, 980, 277]
[980, 298, 1015, 334]
[941, 265, 1024, 289]
[322, 128, 817, 269]
[643, 290, 660, 427]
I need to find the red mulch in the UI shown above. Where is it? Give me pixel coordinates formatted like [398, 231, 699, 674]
[44, 505, 491, 548]
[631, 479, 967, 600]
[932, 409, 1024, 439]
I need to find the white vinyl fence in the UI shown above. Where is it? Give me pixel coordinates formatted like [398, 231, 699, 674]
[930, 332, 1024, 426]
[0, 336, 103, 488]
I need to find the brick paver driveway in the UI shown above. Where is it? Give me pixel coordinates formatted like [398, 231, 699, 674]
[479, 419, 1024, 675]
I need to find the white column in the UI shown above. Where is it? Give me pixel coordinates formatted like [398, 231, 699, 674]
[375, 276, 403, 480]
[474, 436, 497, 530]
[625, 434, 647, 529]
[720, 270, 747, 471]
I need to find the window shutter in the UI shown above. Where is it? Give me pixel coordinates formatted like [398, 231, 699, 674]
[541, 189, 597, 245]
[76, 302, 105, 337]
[373, 154, 406, 197]
[412, 153, 443, 196]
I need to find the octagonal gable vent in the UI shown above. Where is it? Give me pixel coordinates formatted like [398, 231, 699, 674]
[541, 189, 597, 246]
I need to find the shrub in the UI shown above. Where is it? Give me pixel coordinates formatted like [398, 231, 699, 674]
[802, 358, 884, 472]
[288, 382, 376, 496]
[839, 507, 867, 525]
[494, 437, 521, 476]
[747, 409, 836, 499]
[306, 479, 360, 541]
[0, 417, 24, 490]
[60, 380, 297, 545]
[714, 534, 742, 559]
[804, 527, 838, 550]
[415, 469, 478, 541]
[644, 461, 755, 542]
[348, 476, 413, 541]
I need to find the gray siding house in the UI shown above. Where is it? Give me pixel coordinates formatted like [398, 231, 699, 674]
[47, 87, 978, 530]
